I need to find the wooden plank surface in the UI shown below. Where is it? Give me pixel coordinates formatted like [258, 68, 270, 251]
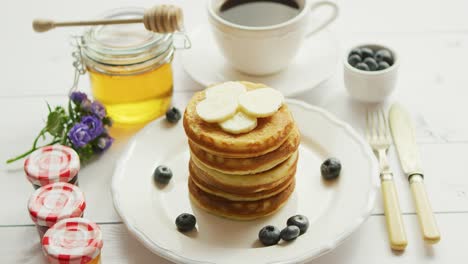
[2, 0, 468, 263]
[1, 214, 466, 263]
[1, 93, 467, 226]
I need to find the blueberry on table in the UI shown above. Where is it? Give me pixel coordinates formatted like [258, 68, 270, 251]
[363, 57, 379, 71]
[378, 61, 391, 70]
[280, 225, 300, 241]
[349, 48, 362, 57]
[153, 165, 173, 184]
[176, 213, 196, 232]
[321, 158, 342, 181]
[360, 47, 374, 59]
[166, 107, 182, 123]
[375, 49, 393, 65]
[347, 54, 362, 67]
[355, 62, 370, 71]
[258, 225, 281, 246]
[287, 215, 310, 235]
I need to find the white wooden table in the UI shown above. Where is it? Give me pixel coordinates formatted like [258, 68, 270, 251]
[2, 0, 468, 263]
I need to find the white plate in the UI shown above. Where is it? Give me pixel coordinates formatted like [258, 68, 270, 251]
[181, 24, 340, 96]
[112, 100, 378, 264]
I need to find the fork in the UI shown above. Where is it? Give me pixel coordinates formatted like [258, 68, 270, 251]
[367, 109, 408, 251]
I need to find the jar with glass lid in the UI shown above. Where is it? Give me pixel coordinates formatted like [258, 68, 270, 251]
[80, 7, 189, 125]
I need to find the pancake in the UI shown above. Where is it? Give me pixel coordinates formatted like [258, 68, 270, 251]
[189, 126, 300, 175]
[190, 166, 295, 201]
[189, 177, 295, 220]
[190, 151, 298, 194]
[183, 81, 295, 158]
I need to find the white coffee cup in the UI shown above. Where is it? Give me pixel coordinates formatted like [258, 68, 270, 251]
[207, 0, 339, 75]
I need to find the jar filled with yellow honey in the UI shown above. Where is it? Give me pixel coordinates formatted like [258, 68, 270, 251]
[81, 8, 185, 125]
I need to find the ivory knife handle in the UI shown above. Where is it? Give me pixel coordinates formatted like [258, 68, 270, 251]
[410, 174, 440, 243]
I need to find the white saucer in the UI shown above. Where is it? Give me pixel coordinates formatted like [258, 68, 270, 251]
[181, 24, 340, 96]
[112, 100, 378, 264]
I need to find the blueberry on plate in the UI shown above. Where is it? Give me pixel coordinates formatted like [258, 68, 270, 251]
[363, 57, 379, 71]
[355, 62, 370, 71]
[349, 48, 362, 57]
[280, 225, 300, 241]
[287, 215, 310, 235]
[166, 107, 181, 123]
[347, 54, 361, 67]
[321, 158, 342, 181]
[153, 165, 173, 184]
[378, 61, 391, 70]
[360, 47, 374, 59]
[175, 213, 196, 232]
[258, 225, 281, 246]
[375, 49, 393, 65]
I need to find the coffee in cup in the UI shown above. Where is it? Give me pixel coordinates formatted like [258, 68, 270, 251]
[208, 0, 339, 75]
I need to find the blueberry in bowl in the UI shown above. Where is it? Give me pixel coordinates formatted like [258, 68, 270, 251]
[347, 45, 394, 72]
[343, 43, 399, 102]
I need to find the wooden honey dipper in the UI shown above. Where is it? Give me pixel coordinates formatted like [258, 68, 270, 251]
[33, 5, 183, 33]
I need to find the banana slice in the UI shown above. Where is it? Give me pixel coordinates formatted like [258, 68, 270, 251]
[219, 112, 257, 134]
[196, 97, 238, 123]
[205, 82, 247, 99]
[238, 88, 284, 118]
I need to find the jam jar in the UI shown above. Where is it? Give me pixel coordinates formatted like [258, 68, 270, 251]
[81, 7, 189, 126]
[28, 182, 86, 239]
[24, 145, 80, 189]
[42, 217, 103, 264]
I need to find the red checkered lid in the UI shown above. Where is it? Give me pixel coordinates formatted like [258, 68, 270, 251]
[42, 217, 103, 264]
[28, 182, 86, 227]
[24, 145, 80, 186]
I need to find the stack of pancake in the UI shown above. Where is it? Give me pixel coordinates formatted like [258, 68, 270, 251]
[183, 82, 300, 220]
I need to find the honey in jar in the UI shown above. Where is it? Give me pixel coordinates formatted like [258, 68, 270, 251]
[81, 8, 179, 125]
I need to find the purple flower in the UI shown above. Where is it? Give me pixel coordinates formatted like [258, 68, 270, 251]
[68, 123, 92, 148]
[91, 101, 106, 119]
[70, 92, 88, 104]
[81, 99, 92, 112]
[96, 135, 114, 151]
[81, 115, 104, 140]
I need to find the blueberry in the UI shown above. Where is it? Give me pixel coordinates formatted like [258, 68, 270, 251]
[321, 158, 341, 181]
[280, 225, 300, 241]
[363, 57, 378, 71]
[375, 49, 393, 65]
[360, 47, 374, 59]
[175, 213, 196, 232]
[377, 61, 391, 70]
[287, 215, 310, 235]
[166, 107, 181, 123]
[258, 225, 281, 246]
[355, 62, 369, 71]
[347, 54, 361, 67]
[349, 48, 362, 57]
[153, 165, 173, 184]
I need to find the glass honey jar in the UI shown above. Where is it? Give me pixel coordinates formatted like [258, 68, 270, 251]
[80, 7, 188, 126]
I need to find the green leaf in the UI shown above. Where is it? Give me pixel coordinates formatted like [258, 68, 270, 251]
[74, 144, 94, 163]
[46, 107, 67, 137]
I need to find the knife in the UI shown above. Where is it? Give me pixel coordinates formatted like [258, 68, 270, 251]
[389, 104, 440, 244]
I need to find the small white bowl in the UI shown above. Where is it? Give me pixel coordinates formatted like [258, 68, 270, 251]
[343, 44, 399, 103]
